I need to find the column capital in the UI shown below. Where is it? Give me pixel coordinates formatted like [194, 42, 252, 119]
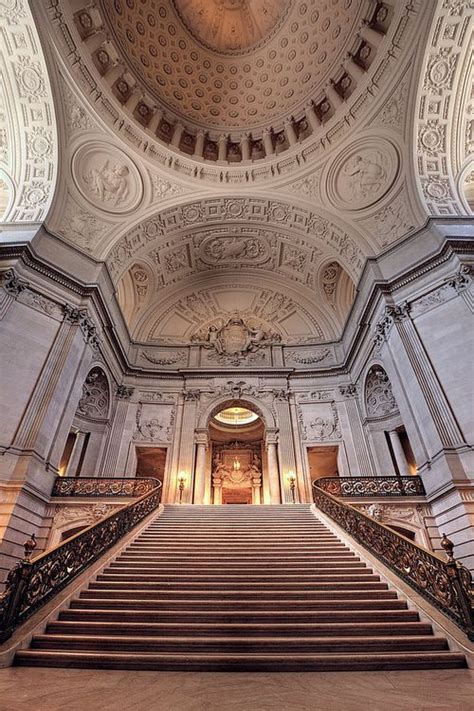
[116, 385, 134, 400]
[1, 268, 28, 298]
[265, 428, 279, 447]
[194, 429, 209, 447]
[339, 384, 357, 398]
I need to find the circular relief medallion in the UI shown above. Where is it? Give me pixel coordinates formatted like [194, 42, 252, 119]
[326, 138, 399, 211]
[71, 142, 143, 214]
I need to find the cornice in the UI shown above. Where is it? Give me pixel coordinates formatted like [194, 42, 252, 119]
[1, 219, 472, 381]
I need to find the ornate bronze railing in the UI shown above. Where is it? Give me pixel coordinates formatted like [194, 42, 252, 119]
[52, 476, 160, 498]
[313, 484, 473, 639]
[315, 475, 426, 497]
[0, 481, 162, 643]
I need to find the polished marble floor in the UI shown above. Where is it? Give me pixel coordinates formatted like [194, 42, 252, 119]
[0, 667, 473, 711]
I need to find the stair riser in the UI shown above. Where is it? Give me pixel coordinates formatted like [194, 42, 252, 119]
[14, 653, 467, 672]
[31, 637, 448, 654]
[71, 599, 408, 611]
[46, 622, 434, 638]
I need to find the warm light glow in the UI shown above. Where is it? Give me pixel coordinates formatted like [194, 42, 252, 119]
[233, 457, 241, 471]
[214, 406, 259, 426]
[178, 472, 187, 485]
[287, 471, 296, 483]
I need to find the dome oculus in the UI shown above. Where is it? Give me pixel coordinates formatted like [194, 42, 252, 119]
[172, 0, 290, 54]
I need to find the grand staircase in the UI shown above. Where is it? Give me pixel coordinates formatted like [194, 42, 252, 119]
[15, 505, 466, 671]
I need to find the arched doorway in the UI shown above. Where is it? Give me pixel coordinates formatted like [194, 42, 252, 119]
[210, 406, 265, 505]
[192, 396, 282, 505]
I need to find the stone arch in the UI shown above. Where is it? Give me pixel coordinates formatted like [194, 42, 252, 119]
[198, 394, 276, 431]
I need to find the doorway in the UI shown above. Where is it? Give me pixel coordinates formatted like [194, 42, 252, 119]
[307, 445, 339, 484]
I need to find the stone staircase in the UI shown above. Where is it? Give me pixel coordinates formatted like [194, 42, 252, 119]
[15, 505, 466, 671]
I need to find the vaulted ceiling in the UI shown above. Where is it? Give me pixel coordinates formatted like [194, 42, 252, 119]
[0, 0, 472, 344]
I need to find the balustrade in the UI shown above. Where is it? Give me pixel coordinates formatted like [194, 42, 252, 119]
[51, 476, 160, 498]
[0, 481, 162, 643]
[313, 483, 473, 639]
[315, 475, 426, 497]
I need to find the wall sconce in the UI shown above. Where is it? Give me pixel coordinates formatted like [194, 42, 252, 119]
[178, 472, 186, 504]
[287, 472, 296, 504]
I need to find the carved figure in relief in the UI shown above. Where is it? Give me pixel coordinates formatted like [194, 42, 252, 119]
[85, 161, 130, 205]
[342, 152, 387, 199]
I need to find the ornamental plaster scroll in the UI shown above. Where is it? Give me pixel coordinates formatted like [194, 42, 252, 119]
[106, 196, 367, 282]
[364, 365, 399, 418]
[284, 348, 333, 366]
[0, 0, 58, 223]
[133, 402, 175, 443]
[191, 315, 281, 367]
[76, 366, 110, 421]
[38, 0, 418, 184]
[357, 183, 419, 250]
[52, 502, 123, 529]
[414, 0, 474, 215]
[297, 401, 342, 442]
[55, 192, 113, 255]
[298, 390, 335, 402]
[140, 350, 187, 367]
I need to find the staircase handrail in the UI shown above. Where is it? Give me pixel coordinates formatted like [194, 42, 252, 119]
[315, 475, 426, 497]
[312, 483, 474, 640]
[0, 480, 162, 644]
[51, 476, 161, 498]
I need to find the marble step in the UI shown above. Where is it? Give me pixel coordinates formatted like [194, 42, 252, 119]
[79, 589, 398, 601]
[47, 620, 435, 638]
[14, 650, 467, 672]
[59, 608, 423, 624]
[97, 572, 380, 583]
[71, 597, 408, 611]
[29, 633, 449, 655]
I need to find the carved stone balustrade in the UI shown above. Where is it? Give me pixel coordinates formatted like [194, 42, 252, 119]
[315, 475, 426, 498]
[51, 477, 160, 498]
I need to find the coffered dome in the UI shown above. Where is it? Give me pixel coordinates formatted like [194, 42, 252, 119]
[67, 0, 394, 165]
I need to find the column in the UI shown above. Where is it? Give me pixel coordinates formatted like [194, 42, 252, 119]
[101, 386, 134, 477]
[213, 477, 222, 504]
[252, 478, 261, 505]
[262, 129, 274, 156]
[284, 118, 297, 146]
[240, 133, 251, 161]
[84, 30, 106, 53]
[193, 429, 208, 504]
[174, 391, 199, 503]
[305, 102, 320, 132]
[273, 394, 298, 503]
[338, 385, 376, 476]
[360, 21, 384, 47]
[218, 134, 228, 161]
[289, 393, 310, 502]
[266, 429, 281, 504]
[388, 430, 411, 477]
[346, 52, 366, 79]
[325, 80, 343, 107]
[65, 431, 87, 477]
[171, 122, 184, 147]
[193, 130, 205, 158]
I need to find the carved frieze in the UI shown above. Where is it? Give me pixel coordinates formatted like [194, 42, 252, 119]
[285, 348, 332, 366]
[297, 401, 342, 442]
[133, 401, 175, 442]
[192, 316, 281, 367]
[140, 350, 187, 366]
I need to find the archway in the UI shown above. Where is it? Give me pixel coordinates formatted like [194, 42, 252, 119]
[193, 395, 282, 505]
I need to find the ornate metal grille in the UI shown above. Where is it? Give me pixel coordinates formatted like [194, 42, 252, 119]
[315, 475, 426, 497]
[0, 481, 162, 642]
[51, 476, 160, 498]
[313, 484, 473, 639]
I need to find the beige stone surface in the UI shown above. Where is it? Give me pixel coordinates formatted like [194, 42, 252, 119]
[0, 667, 473, 711]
